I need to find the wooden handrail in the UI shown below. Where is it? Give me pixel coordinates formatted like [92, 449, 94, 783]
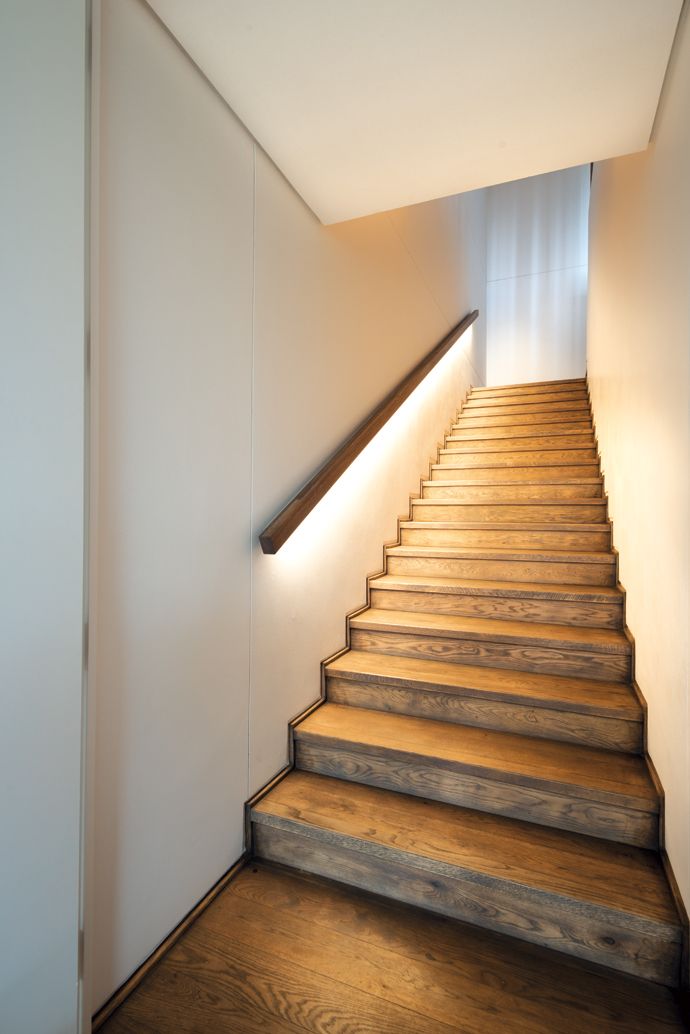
[259, 308, 479, 554]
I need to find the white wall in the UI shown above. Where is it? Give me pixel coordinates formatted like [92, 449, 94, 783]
[587, 4, 690, 917]
[91, 0, 486, 1012]
[0, 3, 88, 1032]
[90, 0, 253, 1010]
[486, 166, 589, 385]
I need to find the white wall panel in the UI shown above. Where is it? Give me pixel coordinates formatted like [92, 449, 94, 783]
[0, 3, 87, 1031]
[92, 0, 253, 1009]
[486, 166, 589, 385]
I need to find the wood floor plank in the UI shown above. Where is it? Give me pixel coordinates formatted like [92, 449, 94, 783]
[100, 863, 686, 1034]
[230, 864, 682, 1027]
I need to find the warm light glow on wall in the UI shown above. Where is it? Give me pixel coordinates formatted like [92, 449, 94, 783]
[271, 327, 474, 571]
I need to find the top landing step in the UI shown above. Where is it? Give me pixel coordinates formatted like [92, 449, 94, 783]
[471, 378, 587, 396]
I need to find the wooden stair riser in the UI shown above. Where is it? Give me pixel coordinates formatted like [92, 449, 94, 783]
[465, 390, 589, 409]
[294, 739, 657, 848]
[399, 525, 612, 551]
[386, 554, 615, 586]
[437, 449, 598, 466]
[349, 627, 631, 682]
[451, 421, 592, 438]
[465, 403, 591, 420]
[325, 674, 642, 752]
[435, 463, 601, 482]
[251, 823, 678, 985]
[457, 412, 592, 429]
[421, 482, 604, 501]
[369, 586, 623, 630]
[411, 501, 607, 524]
[447, 431, 594, 449]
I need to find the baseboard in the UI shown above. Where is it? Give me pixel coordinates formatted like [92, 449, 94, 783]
[91, 852, 248, 1031]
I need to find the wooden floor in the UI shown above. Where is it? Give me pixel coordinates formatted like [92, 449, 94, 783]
[100, 861, 687, 1034]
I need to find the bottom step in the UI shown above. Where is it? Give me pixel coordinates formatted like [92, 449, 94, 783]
[251, 771, 681, 986]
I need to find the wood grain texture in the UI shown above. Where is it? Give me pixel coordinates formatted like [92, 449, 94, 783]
[421, 480, 604, 500]
[252, 773, 681, 983]
[457, 411, 593, 428]
[253, 773, 674, 923]
[436, 461, 602, 479]
[369, 584, 623, 629]
[446, 431, 595, 448]
[437, 447, 598, 465]
[350, 628, 631, 682]
[386, 551, 616, 586]
[296, 740, 658, 847]
[350, 607, 630, 657]
[325, 650, 641, 720]
[99, 862, 686, 1034]
[295, 704, 655, 813]
[326, 674, 642, 752]
[472, 377, 587, 393]
[465, 401, 591, 418]
[399, 520, 613, 551]
[450, 420, 592, 435]
[244, 378, 683, 995]
[258, 309, 478, 553]
[254, 825, 679, 984]
[465, 389, 589, 408]
[411, 500, 608, 525]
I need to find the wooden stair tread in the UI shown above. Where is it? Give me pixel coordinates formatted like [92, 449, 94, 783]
[470, 378, 587, 393]
[371, 572, 623, 602]
[252, 771, 676, 927]
[442, 442, 596, 454]
[296, 703, 656, 811]
[438, 456, 599, 468]
[424, 477, 603, 486]
[459, 411, 595, 423]
[326, 650, 640, 719]
[432, 467, 599, 480]
[412, 497, 605, 506]
[387, 544, 615, 566]
[450, 424, 591, 436]
[350, 608, 631, 655]
[401, 520, 610, 531]
[464, 395, 589, 411]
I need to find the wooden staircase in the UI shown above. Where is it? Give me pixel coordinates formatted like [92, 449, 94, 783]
[250, 377, 684, 987]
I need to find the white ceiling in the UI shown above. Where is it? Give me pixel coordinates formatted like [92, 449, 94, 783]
[147, 0, 682, 224]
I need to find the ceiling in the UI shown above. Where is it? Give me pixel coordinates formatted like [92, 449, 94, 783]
[147, 0, 682, 224]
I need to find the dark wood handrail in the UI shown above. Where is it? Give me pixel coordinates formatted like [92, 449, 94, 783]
[259, 308, 479, 554]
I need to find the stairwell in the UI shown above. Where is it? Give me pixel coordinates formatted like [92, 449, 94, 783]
[250, 377, 684, 987]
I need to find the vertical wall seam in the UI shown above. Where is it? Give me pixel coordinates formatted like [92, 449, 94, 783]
[247, 142, 256, 805]
[79, 1, 95, 1030]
